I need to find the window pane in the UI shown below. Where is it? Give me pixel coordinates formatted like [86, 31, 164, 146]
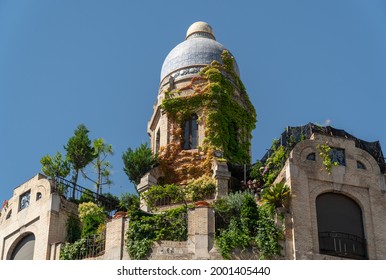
[19, 191, 30, 211]
[191, 117, 198, 149]
[183, 120, 190, 150]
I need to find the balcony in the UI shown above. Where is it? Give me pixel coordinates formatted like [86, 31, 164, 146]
[318, 231, 367, 260]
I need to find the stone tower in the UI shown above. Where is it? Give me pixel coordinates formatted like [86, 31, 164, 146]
[138, 21, 256, 194]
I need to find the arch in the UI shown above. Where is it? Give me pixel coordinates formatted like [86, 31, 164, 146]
[316, 192, 367, 259]
[183, 114, 198, 150]
[8, 233, 36, 260]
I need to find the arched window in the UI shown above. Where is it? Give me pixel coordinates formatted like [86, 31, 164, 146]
[357, 161, 366, 170]
[6, 209, 12, 220]
[316, 193, 366, 259]
[9, 233, 36, 260]
[306, 152, 316, 161]
[183, 114, 198, 150]
[155, 129, 160, 153]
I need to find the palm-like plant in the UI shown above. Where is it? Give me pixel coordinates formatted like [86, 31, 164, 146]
[260, 182, 290, 212]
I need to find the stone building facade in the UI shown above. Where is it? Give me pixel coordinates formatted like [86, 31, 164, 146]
[0, 174, 77, 260]
[277, 130, 386, 260]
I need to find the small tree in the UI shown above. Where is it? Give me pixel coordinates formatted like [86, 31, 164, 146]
[64, 124, 95, 198]
[82, 138, 113, 195]
[40, 151, 70, 181]
[122, 143, 157, 191]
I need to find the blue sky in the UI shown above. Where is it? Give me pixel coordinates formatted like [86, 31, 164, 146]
[1, 0, 386, 205]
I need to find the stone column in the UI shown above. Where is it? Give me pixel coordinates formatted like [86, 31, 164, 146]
[103, 217, 127, 260]
[212, 159, 231, 199]
[188, 203, 215, 259]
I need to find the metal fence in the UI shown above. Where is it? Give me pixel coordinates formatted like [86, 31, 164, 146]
[51, 177, 118, 215]
[318, 231, 367, 260]
[70, 232, 106, 260]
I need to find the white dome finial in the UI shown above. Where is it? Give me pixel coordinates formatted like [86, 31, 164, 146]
[186, 21, 215, 40]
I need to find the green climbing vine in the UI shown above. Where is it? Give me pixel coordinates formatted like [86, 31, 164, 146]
[160, 50, 256, 184]
[250, 130, 306, 188]
[317, 142, 339, 173]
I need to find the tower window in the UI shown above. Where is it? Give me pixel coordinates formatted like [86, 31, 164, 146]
[19, 190, 31, 211]
[183, 114, 198, 150]
[36, 192, 42, 201]
[156, 129, 160, 153]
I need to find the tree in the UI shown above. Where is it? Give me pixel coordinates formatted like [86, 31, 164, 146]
[64, 124, 95, 193]
[40, 151, 70, 181]
[122, 143, 157, 191]
[82, 138, 113, 195]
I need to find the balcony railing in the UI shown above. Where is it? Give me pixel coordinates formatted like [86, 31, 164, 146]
[318, 231, 367, 259]
[51, 177, 118, 216]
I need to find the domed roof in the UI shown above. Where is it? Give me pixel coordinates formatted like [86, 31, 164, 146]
[160, 22, 239, 82]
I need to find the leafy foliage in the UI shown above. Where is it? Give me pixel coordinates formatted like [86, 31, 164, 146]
[82, 138, 113, 194]
[214, 192, 283, 260]
[126, 206, 187, 259]
[250, 133, 304, 188]
[256, 206, 284, 259]
[79, 189, 96, 204]
[122, 143, 157, 187]
[317, 142, 339, 173]
[64, 124, 95, 187]
[66, 215, 82, 243]
[215, 219, 251, 259]
[260, 182, 290, 213]
[60, 238, 87, 260]
[185, 175, 216, 202]
[78, 202, 106, 238]
[141, 184, 186, 211]
[40, 151, 70, 181]
[119, 193, 140, 213]
[100, 192, 120, 213]
[141, 175, 216, 211]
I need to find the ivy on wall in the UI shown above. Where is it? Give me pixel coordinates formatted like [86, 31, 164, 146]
[159, 50, 256, 184]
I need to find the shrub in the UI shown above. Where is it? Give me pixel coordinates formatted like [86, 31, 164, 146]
[78, 202, 106, 238]
[126, 206, 187, 259]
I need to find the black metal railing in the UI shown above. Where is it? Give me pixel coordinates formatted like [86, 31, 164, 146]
[51, 177, 118, 216]
[318, 231, 367, 259]
[72, 232, 106, 260]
